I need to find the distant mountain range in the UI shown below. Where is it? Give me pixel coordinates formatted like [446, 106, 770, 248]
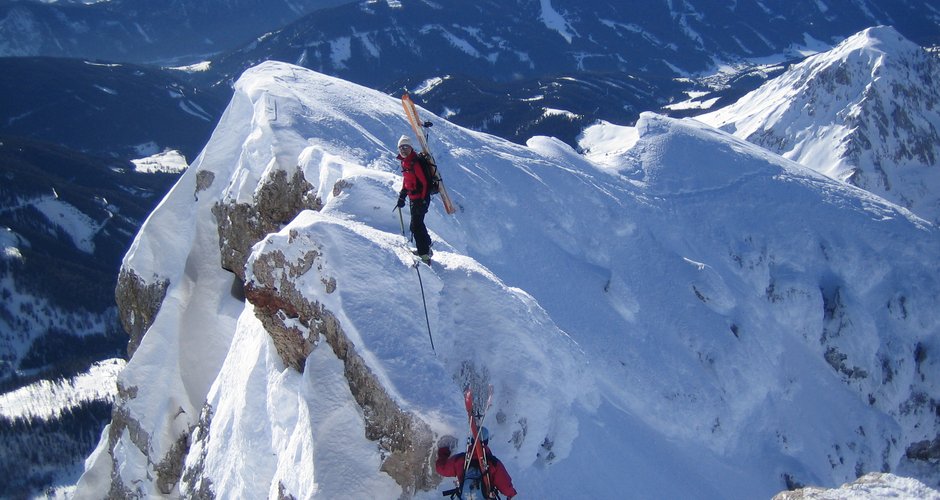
[0, 57, 227, 159]
[0, 135, 181, 493]
[0, 56, 225, 389]
[195, 0, 940, 144]
[0, 135, 178, 387]
[206, 0, 940, 85]
[698, 26, 940, 225]
[0, 0, 357, 64]
[0, 55, 224, 399]
[3, 0, 939, 148]
[0, 56, 223, 494]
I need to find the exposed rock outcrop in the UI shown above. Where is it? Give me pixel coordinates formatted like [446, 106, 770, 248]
[179, 404, 216, 499]
[107, 157, 436, 496]
[244, 244, 323, 372]
[245, 233, 437, 494]
[97, 380, 192, 498]
[213, 168, 320, 281]
[907, 436, 940, 462]
[114, 268, 169, 357]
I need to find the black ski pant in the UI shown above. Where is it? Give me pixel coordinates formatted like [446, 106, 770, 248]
[409, 198, 432, 255]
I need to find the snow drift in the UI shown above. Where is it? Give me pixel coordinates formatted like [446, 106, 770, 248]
[75, 60, 940, 499]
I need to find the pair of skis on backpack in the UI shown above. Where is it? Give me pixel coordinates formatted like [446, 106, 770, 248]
[402, 92, 457, 215]
[442, 385, 498, 499]
[399, 93, 449, 268]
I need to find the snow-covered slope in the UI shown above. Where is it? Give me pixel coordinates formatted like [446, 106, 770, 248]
[76, 61, 940, 499]
[697, 26, 940, 225]
[774, 472, 940, 500]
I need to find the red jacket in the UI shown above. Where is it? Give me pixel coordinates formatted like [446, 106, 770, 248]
[436, 446, 517, 499]
[397, 150, 429, 200]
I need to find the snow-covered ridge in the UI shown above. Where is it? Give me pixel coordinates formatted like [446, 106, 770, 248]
[775, 472, 940, 500]
[0, 359, 124, 421]
[697, 26, 940, 225]
[130, 149, 188, 174]
[77, 61, 940, 499]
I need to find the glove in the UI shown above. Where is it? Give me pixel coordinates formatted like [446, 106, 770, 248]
[437, 434, 458, 453]
[396, 193, 406, 208]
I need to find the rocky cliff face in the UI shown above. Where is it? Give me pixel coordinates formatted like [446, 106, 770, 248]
[79, 63, 448, 499]
[100, 166, 436, 496]
[242, 241, 435, 493]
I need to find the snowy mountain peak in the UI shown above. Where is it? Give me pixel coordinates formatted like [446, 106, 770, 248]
[698, 26, 940, 224]
[76, 61, 940, 499]
[831, 25, 916, 59]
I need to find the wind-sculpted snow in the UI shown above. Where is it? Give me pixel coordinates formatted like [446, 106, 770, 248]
[583, 114, 939, 488]
[242, 208, 590, 468]
[78, 61, 940, 498]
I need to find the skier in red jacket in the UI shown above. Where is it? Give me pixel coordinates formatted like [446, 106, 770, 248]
[435, 428, 517, 499]
[394, 134, 433, 263]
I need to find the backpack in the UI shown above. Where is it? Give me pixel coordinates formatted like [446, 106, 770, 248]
[416, 152, 440, 196]
[460, 461, 489, 500]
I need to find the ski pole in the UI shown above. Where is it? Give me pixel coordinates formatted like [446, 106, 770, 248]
[396, 205, 406, 233]
[396, 206, 435, 352]
[414, 261, 435, 352]
[395, 204, 415, 243]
